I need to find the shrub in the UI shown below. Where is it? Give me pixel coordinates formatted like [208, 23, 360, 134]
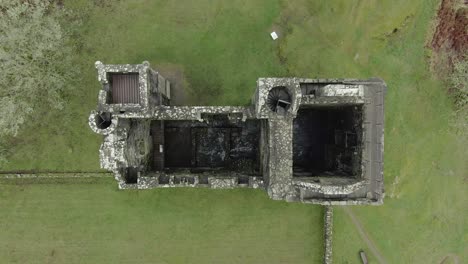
[448, 55, 468, 138]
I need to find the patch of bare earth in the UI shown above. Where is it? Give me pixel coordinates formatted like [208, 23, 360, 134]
[439, 253, 460, 264]
[153, 63, 191, 105]
[430, 0, 468, 77]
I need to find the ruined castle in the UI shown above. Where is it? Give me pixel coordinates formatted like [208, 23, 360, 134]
[89, 61, 385, 205]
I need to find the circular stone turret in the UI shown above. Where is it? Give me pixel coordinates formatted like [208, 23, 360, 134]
[88, 110, 118, 135]
[267, 86, 292, 114]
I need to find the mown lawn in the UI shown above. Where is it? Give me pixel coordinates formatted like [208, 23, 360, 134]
[0, 177, 322, 263]
[1, 0, 466, 263]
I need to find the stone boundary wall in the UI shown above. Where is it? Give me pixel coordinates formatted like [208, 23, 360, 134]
[323, 205, 334, 264]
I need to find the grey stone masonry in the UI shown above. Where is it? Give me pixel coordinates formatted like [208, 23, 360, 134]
[209, 177, 237, 189]
[266, 116, 295, 200]
[362, 78, 386, 203]
[255, 78, 302, 119]
[114, 106, 255, 120]
[294, 178, 368, 196]
[323, 206, 334, 264]
[95, 61, 151, 113]
[89, 61, 386, 206]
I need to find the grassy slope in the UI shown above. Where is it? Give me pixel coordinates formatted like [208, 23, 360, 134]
[1, 0, 466, 263]
[278, 0, 466, 262]
[0, 178, 322, 263]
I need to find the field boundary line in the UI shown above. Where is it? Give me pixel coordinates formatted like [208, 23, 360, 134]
[0, 172, 113, 179]
[0, 170, 106, 174]
[343, 206, 387, 264]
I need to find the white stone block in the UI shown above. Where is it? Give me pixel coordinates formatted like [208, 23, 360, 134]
[270, 31, 278, 40]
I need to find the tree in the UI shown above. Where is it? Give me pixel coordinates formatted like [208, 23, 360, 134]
[0, 0, 79, 137]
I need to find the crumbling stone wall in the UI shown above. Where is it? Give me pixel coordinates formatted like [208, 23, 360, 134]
[95, 61, 151, 113]
[255, 78, 302, 119]
[136, 171, 264, 190]
[114, 106, 255, 120]
[266, 117, 295, 201]
[208, 177, 237, 189]
[88, 110, 118, 135]
[98, 119, 130, 172]
[259, 119, 269, 183]
[295, 179, 368, 196]
[89, 61, 386, 205]
[124, 119, 152, 170]
[323, 206, 333, 264]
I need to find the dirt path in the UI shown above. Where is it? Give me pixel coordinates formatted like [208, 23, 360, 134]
[154, 63, 190, 106]
[439, 253, 460, 264]
[343, 207, 387, 264]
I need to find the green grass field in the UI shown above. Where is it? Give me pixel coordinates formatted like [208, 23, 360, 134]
[0, 177, 323, 263]
[1, 0, 466, 263]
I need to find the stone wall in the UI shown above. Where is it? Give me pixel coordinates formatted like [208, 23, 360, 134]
[125, 119, 152, 169]
[294, 179, 368, 196]
[98, 119, 130, 172]
[113, 106, 255, 120]
[94, 61, 151, 113]
[266, 117, 295, 200]
[323, 206, 333, 264]
[255, 78, 302, 119]
[208, 177, 237, 189]
[302, 198, 383, 206]
[88, 110, 119, 135]
[361, 79, 386, 202]
[259, 119, 269, 184]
